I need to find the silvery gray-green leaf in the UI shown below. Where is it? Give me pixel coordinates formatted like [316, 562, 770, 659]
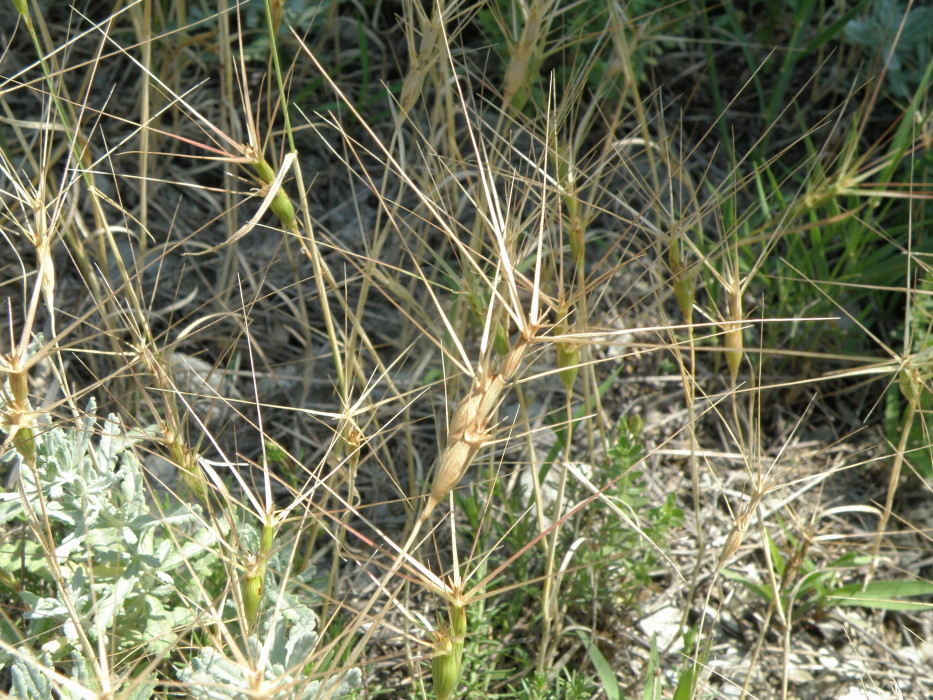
[9, 651, 53, 699]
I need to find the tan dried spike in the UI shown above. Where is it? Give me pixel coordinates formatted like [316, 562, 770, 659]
[723, 276, 744, 385]
[425, 331, 533, 516]
[717, 488, 764, 570]
[718, 508, 752, 569]
[398, 2, 444, 124]
[503, 0, 553, 110]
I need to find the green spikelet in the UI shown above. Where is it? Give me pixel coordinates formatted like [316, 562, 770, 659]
[251, 158, 296, 228]
[242, 553, 265, 630]
[555, 322, 578, 392]
[432, 631, 461, 700]
[668, 237, 694, 324]
[432, 601, 466, 700]
[493, 322, 510, 356]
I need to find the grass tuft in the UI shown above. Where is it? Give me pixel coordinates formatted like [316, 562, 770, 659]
[1, 1, 932, 698]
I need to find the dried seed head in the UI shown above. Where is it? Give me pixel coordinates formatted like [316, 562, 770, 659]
[428, 439, 479, 515]
[475, 373, 506, 420]
[8, 373, 28, 410]
[425, 325, 541, 515]
[718, 508, 753, 569]
[502, 9, 544, 110]
[723, 323, 743, 384]
[501, 339, 528, 381]
[338, 418, 364, 460]
[503, 58, 531, 111]
[448, 387, 481, 438]
[723, 281, 743, 384]
[37, 250, 55, 310]
[427, 367, 510, 514]
[398, 70, 425, 123]
[399, 11, 442, 121]
[3, 353, 29, 410]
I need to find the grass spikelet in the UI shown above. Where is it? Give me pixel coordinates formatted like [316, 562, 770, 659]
[492, 322, 510, 357]
[9, 423, 37, 469]
[5, 3, 928, 696]
[718, 507, 753, 570]
[260, 516, 275, 560]
[169, 435, 210, 504]
[3, 355, 29, 412]
[242, 552, 265, 631]
[723, 275, 743, 385]
[398, 1, 445, 125]
[250, 157, 296, 229]
[268, 0, 285, 35]
[717, 487, 765, 571]
[431, 627, 462, 700]
[1, 352, 36, 468]
[555, 139, 584, 271]
[668, 235, 694, 324]
[432, 596, 467, 700]
[502, 0, 553, 110]
[426, 328, 535, 516]
[555, 310, 578, 392]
